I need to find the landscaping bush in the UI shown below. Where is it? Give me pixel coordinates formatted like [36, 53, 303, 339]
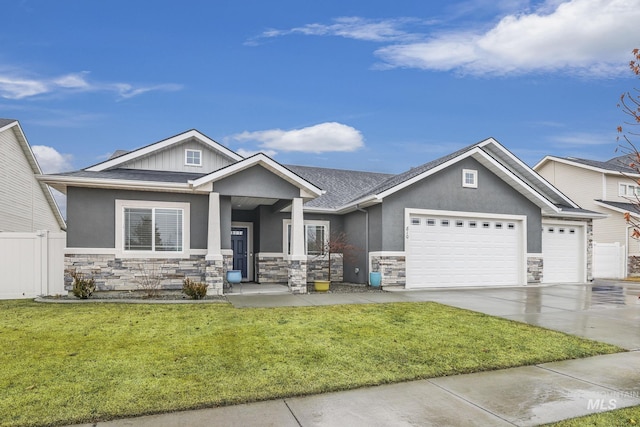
[70, 271, 96, 299]
[182, 278, 208, 299]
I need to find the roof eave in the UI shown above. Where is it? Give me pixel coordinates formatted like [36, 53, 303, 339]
[37, 175, 197, 194]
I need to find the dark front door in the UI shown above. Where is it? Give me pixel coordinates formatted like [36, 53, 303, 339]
[231, 227, 248, 279]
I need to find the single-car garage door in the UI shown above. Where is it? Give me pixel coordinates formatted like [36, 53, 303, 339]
[406, 211, 525, 288]
[542, 221, 584, 283]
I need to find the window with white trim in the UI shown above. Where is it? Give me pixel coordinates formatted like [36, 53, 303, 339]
[185, 149, 202, 166]
[284, 220, 329, 255]
[116, 200, 189, 255]
[619, 182, 640, 197]
[462, 169, 478, 188]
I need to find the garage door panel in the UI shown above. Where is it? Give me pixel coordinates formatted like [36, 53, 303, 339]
[406, 213, 522, 288]
[542, 223, 583, 283]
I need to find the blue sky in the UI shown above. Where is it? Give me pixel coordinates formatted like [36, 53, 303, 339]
[1, 0, 639, 177]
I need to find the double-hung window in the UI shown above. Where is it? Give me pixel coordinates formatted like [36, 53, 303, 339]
[116, 200, 189, 256]
[284, 220, 329, 255]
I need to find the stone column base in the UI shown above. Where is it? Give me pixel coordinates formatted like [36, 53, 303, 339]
[206, 259, 224, 296]
[288, 258, 307, 294]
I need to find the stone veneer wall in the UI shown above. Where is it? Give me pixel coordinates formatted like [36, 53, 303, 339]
[65, 254, 208, 292]
[257, 253, 344, 284]
[527, 256, 543, 283]
[306, 254, 343, 282]
[370, 254, 406, 287]
[628, 256, 640, 277]
[256, 254, 289, 284]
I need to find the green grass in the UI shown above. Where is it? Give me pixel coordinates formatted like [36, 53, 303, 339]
[0, 299, 622, 427]
[546, 406, 640, 426]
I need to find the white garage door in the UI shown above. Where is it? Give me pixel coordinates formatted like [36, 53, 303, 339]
[542, 222, 584, 283]
[406, 212, 524, 288]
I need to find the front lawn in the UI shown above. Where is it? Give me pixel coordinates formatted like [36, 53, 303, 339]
[547, 405, 640, 426]
[0, 300, 622, 427]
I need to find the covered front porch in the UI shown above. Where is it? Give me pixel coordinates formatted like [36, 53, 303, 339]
[193, 154, 325, 295]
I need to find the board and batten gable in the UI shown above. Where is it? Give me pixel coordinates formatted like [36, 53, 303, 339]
[119, 138, 237, 174]
[380, 157, 542, 253]
[0, 123, 62, 232]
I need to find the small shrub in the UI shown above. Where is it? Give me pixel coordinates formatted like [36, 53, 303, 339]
[182, 278, 208, 300]
[137, 263, 162, 298]
[70, 271, 96, 299]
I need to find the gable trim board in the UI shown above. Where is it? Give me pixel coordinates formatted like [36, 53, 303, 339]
[39, 131, 598, 294]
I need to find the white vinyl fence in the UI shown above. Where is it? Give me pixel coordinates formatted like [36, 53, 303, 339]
[592, 242, 626, 279]
[0, 231, 66, 299]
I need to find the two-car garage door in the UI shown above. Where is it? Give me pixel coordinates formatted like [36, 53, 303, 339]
[405, 212, 585, 288]
[406, 212, 524, 288]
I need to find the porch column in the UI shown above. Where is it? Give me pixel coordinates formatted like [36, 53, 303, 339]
[205, 192, 224, 295]
[288, 197, 307, 293]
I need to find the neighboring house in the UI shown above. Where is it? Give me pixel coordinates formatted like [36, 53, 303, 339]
[535, 154, 640, 278]
[0, 118, 66, 299]
[0, 118, 66, 232]
[40, 130, 599, 295]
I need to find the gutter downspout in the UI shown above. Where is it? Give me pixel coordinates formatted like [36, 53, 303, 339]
[355, 204, 369, 283]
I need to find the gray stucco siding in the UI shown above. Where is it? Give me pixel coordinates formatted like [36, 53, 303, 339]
[257, 207, 344, 254]
[380, 157, 542, 253]
[214, 165, 301, 199]
[343, 210, 367, 284]
[66, 187, 209, 249]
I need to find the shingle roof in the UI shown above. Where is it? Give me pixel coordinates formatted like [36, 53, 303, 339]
[359, 143, 478, 198]
[563, 156, 637, 174]
[54, 168, 205, 183]
[0, 118, 17, 128]
[595, 199, 640, 213]
[286, 165, 393, 209]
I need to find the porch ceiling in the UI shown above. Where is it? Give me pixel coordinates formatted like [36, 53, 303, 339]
[231, 196, 278, 210]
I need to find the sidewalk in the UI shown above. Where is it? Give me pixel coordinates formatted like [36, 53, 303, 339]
[71, 282, 640, 426]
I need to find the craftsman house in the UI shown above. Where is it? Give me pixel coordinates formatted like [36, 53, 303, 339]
[40, 130, 600, 294]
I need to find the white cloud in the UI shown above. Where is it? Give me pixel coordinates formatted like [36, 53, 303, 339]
[0, 76, 49, 99]
[32, 145, 73, 173]
[375, 0, 640, 77]
[550, 131, 616, 146]
[249, 17, 430, 45]
[230, 122, 365, 154]
[0, 69, 182, 100]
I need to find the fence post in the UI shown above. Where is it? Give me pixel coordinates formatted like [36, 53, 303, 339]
[37, 230, 48, 296]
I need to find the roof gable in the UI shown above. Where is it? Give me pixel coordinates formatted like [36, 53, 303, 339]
[534, 155, 640, 176]
[0, 119, 66, 230]
[85, 129, 243, 172]
[190, 153, 324, 200]
[344, 138, 577, 215]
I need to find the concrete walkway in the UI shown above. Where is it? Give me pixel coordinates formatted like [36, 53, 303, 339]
[72, 281, 640, 427]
